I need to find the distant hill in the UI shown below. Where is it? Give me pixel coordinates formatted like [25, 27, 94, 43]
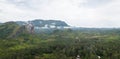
[0, 22, 28, 39]
[1, 19, 120, 39]
[0, 19, 70, 38]
[30, 19, 69, 27]
[16, 19, 69, 27]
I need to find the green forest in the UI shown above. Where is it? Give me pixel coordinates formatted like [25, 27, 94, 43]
[0, 22, 120, 59]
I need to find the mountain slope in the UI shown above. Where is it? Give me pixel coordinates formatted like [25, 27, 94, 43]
[0, 22, 28, 39]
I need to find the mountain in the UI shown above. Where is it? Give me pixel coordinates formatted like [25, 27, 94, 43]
[16, 19, 69, 27]
[30, 19, 69, 27]
[0, 19, 69, 38]
[0, 19, 120, 38]
[0, 22, 28, 39]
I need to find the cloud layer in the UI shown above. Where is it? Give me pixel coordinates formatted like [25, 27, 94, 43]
[0, 0, 120, 28]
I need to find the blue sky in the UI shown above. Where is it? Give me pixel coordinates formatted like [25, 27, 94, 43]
[0, 0, 120, 28]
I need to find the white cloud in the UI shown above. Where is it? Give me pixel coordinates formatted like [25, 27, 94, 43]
[0, 0, 120, 28]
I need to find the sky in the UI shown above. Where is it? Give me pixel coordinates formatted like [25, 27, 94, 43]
[0, 0, 120, 28]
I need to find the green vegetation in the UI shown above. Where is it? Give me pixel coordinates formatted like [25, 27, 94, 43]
[0, 22, 120, 59]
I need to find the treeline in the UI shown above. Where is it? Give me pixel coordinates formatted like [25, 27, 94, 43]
[0, 29, 120, 59]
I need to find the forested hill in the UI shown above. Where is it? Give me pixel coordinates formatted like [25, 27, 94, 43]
[1, 20, 120, 39]
[0, 19, 70, 38]
[0, 22, 28, 39]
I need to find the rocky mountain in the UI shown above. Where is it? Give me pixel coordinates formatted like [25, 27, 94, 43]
[16, 19, 69, 27]
[30, 19, 69, 27]
[0, 19, 70, 38]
